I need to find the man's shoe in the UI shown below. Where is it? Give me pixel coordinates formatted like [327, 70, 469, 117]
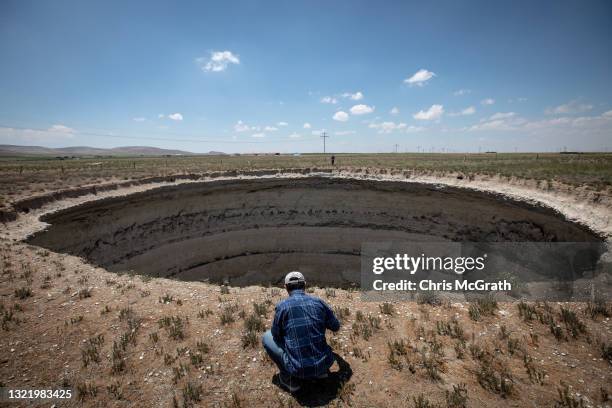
[279, 372, 301, 392]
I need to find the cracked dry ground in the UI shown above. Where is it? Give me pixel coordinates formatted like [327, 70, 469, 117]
[0, 241, 611, 408]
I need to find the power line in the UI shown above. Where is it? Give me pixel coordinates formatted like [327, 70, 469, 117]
[320, 131, 329, 153]
[0, 124, 321, 144]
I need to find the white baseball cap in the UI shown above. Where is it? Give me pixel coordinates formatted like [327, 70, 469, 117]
[284, 271, 305, 285]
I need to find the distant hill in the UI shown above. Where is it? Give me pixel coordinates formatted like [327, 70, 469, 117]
[0, 145, 225, 157]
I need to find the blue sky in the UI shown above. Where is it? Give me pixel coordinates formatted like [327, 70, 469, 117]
[0, 0, 611, 153]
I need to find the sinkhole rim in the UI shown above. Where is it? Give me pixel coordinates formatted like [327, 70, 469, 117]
[22, 174, 608, 288]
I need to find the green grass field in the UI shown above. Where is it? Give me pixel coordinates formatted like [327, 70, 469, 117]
[1, 152, 611, 207]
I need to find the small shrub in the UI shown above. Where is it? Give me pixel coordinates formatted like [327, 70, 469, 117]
[379, 302, 395, 315]
[507, 338, 521, 356]
[81, 334, 104, 367]
[253, 302, 269, 316]
[560, 307, 587, 338]
[220, 285, 230, 295]
[601, 342, 612, 362]
[76, 382, 98, 401]
[241, 330, 258, 348]
[417, 291, 441, 307]
[196, 340, 210, 354]
[182, 381, 202, 405]
[550, 322, 565, 341]
[585, 297, 610, 319]
[518, 301, 537, 322]
[190, 353, 204, 367]
[118, 306, 133, 322]
[413, 394, 440, 408]
[421, 348, 443, 381]
[106, 381, 123, 400]
[556, 382, 586, 408]
[436, 317, 465, 340]
[244, 313, 265, 332]
[524, 354, 545, 385]
[468, 304, 481, 321]
[172, 363, 189, 384]
[454, 340, 466, 359]
[78, 288, 92, 299]
[445, 383, 468, 408]
[476, 357, 514, 398]
[14, 287, 32, 299]
[198, 309, 213, 319]
[159, 316, 185, 340]
[110, 341, 126, 374]
[220, 309, 235, 325]
[334, 306, 351, 322]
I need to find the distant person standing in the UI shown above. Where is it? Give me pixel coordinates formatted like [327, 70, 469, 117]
[331, 155, 335, 166]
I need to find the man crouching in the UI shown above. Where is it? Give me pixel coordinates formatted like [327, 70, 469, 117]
[262, 271, 340, 392]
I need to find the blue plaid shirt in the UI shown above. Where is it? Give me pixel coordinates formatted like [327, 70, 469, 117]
[271, 289, 340, 378]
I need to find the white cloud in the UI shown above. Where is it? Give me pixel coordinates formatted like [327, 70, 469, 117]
[489, 112, 515, 120]
[320, 96, 338, 104]
[277, 121, 289, 126]
[404, 69, 436, 86]
[168, 113, 183, 121]
[405, 125, 425, 133]
[469, 119, 514, 131]
[413, 104, 444, 120]
[264, 126, 278, 131]
[197, 50, 240, 72]
[481, 98, 495, 106]
[288, 132, 301, 138]
[368, 121, 407, 134]
[158, 114, 165, 119]
[0, 124, 76, 141]
[603, 110, 612, 118]
[335, 130, 356, 136]
[453, 89, 471, 96]
[48, 124, 75, 133]
[349, 104, 374, 115]
[342, 91, 364, 101]
[449, 106, 476, 117]
[545, 100, 594, 115]
[234, 120, 250, 132]
[333, 111, 349, 122]
[251, 133, 265, 138]
[303, 122, 311, 129]
[311, 129, 326, 136]
[390, 107, 399, 115]
[132, 117, 146, 122]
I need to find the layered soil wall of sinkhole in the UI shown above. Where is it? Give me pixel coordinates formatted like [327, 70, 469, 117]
[27, 177, 603, 287]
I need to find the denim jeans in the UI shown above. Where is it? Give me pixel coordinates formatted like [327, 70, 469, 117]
[262, 330, 291, 375]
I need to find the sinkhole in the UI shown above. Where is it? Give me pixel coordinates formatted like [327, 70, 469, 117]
[27, 177, 603, 288]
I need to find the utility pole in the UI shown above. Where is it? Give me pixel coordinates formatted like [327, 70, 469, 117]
[321, 131, 329, 154]
[394, 144, 399, 153]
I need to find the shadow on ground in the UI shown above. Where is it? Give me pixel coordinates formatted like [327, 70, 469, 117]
[272, 353, 353, 407]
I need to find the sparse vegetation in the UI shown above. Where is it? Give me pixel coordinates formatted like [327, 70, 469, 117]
[14, 287, 32, 299]
[159, 315, 186, 340]
[556, 382, 586, 408]
[445, 383, 468, 408]
[560, 307, 587, 338]
[476, 356, 514, 398]
[379, 302, 395, 315]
